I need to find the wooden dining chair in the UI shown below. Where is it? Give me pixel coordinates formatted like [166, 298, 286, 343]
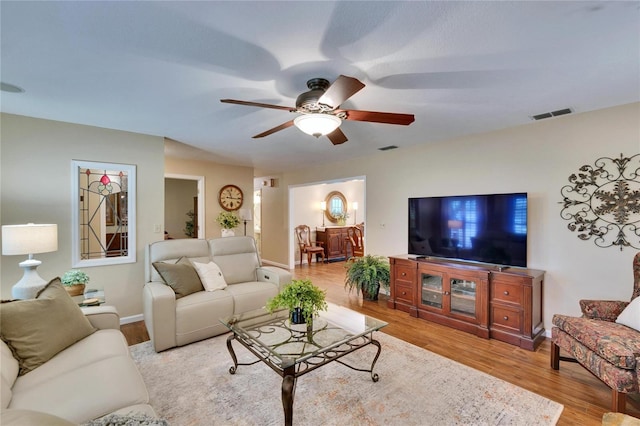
[347, 226, 364, 258]
[295, 225, 325, 265]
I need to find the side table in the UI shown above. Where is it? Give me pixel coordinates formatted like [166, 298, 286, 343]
[72, 289, 105, 307]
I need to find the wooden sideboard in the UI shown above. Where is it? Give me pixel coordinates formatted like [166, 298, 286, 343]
[387, 255, 545, 351]
[315, 226, 361, 261]
[106, 232, 128, 257]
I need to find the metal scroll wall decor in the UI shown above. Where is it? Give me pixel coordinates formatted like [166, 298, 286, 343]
[560, 153, 640, 250]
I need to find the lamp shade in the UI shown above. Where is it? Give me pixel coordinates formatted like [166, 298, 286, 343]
[447, 220, 463, 229]
[2, 223, 58, 255]
[294, 113, 341, 137]
[239, 209, 252, 221]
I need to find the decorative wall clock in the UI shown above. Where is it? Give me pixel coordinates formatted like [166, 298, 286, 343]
[218, 184, 243, 211]
[559, 153, 640, 250]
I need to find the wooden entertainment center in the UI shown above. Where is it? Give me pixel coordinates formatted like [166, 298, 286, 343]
[387, 255, 545, 351]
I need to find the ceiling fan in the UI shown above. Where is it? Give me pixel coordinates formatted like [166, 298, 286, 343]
[220, 75, 415, 145]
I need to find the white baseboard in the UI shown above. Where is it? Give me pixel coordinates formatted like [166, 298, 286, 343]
[121, 313, 143, 325]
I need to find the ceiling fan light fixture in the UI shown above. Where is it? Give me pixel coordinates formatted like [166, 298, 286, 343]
[294, 113, 341, 138]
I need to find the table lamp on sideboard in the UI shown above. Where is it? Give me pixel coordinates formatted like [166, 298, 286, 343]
[2, 223, 58, 299]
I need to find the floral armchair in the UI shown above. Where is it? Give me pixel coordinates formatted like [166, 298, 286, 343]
[551, 253, 640, 413]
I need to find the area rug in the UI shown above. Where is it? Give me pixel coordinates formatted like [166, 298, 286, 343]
[129, 332, 563, 425]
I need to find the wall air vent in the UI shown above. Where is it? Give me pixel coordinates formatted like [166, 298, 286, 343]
[378, 145, 398, 151]
[531, 108, 573, 121]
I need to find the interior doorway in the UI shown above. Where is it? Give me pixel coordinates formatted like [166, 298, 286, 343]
[164, 174, 205, 239]
[288, 176, 366, 269]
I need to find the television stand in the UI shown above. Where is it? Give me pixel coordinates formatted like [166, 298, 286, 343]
[387, 255, 545, 351]
[410, 255, 429, 260]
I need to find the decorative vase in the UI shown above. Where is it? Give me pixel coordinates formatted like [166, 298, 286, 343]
[337, 218, 346, 226]
[221, 229, 235, 238]
[290, 307, 305, 324]
[362, 283, 380, 301]
[64, 283, 86, 297]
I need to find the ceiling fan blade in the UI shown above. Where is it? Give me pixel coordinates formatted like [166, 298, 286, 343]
[252, 120, 295, 138]
[221, 99, 295, 112]
[341, 109, 415, 126]
[318, 75, 365, 108]
[326, 127, 348, 145]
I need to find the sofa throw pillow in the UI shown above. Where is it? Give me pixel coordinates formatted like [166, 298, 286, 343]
[0, 278, 97, 376]
[152, 257, 204, 298]
[192, 261, 227, 291]
[615, 296, 640, 332]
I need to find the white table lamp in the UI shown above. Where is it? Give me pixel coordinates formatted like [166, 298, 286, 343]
[320, 201, 327, 227]
[352, 202, 358, 225]
[2, 223, 58, 299]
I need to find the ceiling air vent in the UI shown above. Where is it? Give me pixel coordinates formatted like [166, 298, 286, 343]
[378, 145, 398, 151]
[531, 108, 573, 121]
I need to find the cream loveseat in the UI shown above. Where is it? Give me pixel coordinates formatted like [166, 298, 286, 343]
[143, 236, 292, 352]
[0, 279, 155, 425]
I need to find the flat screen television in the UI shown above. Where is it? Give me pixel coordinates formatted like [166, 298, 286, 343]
[408, 192, 528, 268]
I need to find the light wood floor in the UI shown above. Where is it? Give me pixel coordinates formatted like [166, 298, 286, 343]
[122, 261, 640, 425]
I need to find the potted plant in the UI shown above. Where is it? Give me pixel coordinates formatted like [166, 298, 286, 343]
[266, 279, 328, 324]
[61, 269, 90, 297]
[335, 211, 349, 226]
[344, 255, 390, 301]
[184, 209, 196, 237]
[215, 211, 240, 237]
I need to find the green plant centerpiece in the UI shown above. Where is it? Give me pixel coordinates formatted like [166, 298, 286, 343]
[266, 279, 328, 325]
[344, 255, 390, 301]
[335, 211, 349, 226]
[215, 211, 240, 229]
[61, 269, 90, 297]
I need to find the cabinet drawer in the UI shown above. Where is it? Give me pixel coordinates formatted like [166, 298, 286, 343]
[395, 283, 414, 304]
[393, 258, 417, 267]
[491, 281, 523, 305]
[491, 305, 521, 332]
[395, 265, 416, 282]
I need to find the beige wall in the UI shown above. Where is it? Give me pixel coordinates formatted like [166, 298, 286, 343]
[0, 113, 165, 317]
[3, 103, 639, 332]
[277, 103, 640, 330]
[164, 157, 253, 239]
[255, 174, 287, 265]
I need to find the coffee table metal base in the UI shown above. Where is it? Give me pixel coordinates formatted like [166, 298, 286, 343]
[225, 332, 382, 426]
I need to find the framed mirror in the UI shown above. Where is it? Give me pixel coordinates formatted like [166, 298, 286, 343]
[324, 191, 348, 224]
[71, 160, 136, 267]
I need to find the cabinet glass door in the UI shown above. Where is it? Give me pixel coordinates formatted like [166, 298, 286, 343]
[450, 278, 476, 316]
[421, 273, 443, 308]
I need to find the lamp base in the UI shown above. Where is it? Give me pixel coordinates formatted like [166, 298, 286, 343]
[11, 258, 48, 299]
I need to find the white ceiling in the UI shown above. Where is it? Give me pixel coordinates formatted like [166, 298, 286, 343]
[1, 1, 639, 174]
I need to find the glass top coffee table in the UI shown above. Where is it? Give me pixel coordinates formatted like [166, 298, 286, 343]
[220, 302, 387, 426]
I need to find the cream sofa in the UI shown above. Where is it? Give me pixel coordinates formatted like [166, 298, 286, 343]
[143, 236, 292, 352]
[1, 305, 155, 424]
